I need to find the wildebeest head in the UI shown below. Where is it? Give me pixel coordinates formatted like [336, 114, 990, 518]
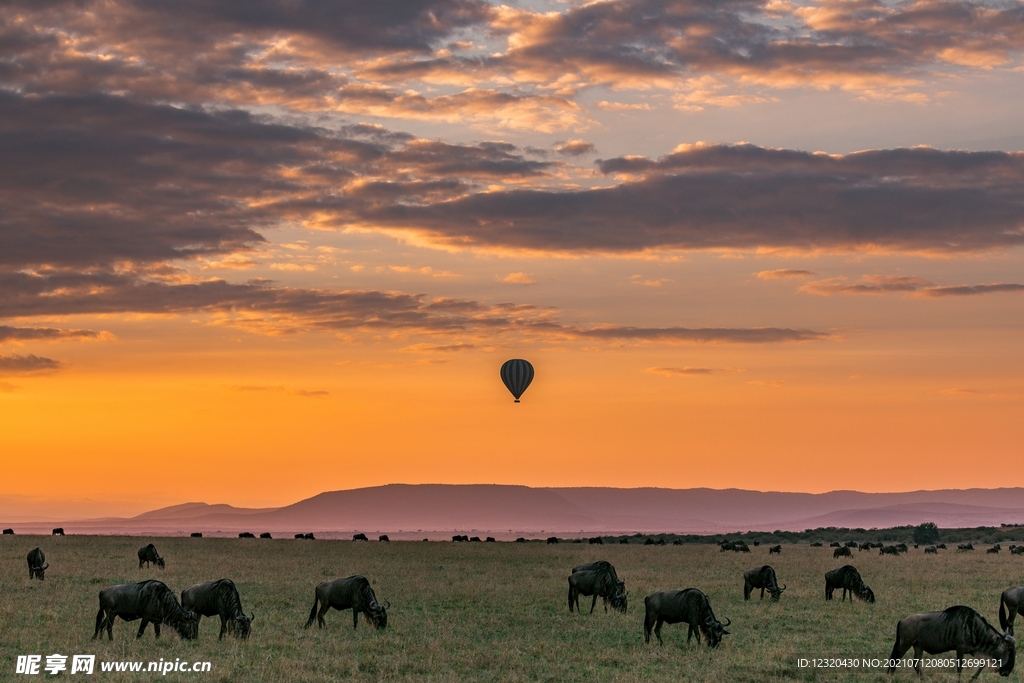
[609, 580, 628, 613]
[858, 585, 876, 604]
[156, 556, 165, 569]
[230, 612, 254, 639]
[700, 615, 731, 648]
[367, 600, 390, 629]
[33, 562, 50, 580]
[175, 610, 199, 640]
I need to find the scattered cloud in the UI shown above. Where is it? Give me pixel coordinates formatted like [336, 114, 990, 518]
[647, 366, 714, 376]
[920, 283, 1024, 297]
[757, 269, 815, 280]
[0, 326, 98, 342]
[799, 275, 1024, 297]
[554, 139, 596, 157]
[499, 272, 537, 285]
[0, 354, 62, 374]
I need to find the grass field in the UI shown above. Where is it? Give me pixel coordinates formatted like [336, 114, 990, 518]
[2, 536, 1022, 682]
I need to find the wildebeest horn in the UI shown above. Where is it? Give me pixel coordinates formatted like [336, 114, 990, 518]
[250, 612, 255, 622]
[383, 600, 391, 610]
[722, 617, 731, 627]
[779, 584, 787, 591]
[42, 563, 49, 570]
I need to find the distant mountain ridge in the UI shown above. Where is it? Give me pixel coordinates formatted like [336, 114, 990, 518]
[6, 484, 1024, 536]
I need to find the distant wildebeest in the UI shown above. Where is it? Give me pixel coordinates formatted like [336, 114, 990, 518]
[304, 533, 315, 540]
[643, 589, 731, 648]
[27, 547, 48, 580]
[752, 540, 761, 547]
[829, 541, 840, 547]
[825, 565, 875, 603]
[260, 533, 272, 539]
[52, 528, 64, 536]
[568, 561, 627, 614]
[845, 541, 858, 548]
[353, 533, 368, 541]
[720, 541, 736, 552]
[1000, 587, 1024, 635]
[238, 532, 255, 538]
[379, 535, 390, 542]
[834, 546, 853, 559]
[93, 580, 198, 640]
[137, 544, 164, 570]
[768, 545, 782, 555]
[486, 537, 496, 542]
[589, 537, 604, 545]
[547, 537, 559, 544]
[619, 538, 629, 544]
[515, 537, 526, 543]
[2, 528, 14, 535]
[880, 545, 900, 556]
[896, 543, 909, 553]
[304, 576, 389, 631]
[959, 543, 975, 552]
[645, 538, 656, 545]
[673, 539, 683, 545]
[989, 547, 1001, 554]
[470, 536, 482, 542]
[295, 533, 305, 539]
[1012, 547, 1024, 556]
[744, 566, 786, 601]
[859, 542, 872, 551]
[190, 532, 203, 538]
[925, 546, 938, 554]
[181, 579, 254, 640]
[937, 543, 947, 549]
[811, 542, 823, 547]
[452, 535, 469, 542]
[888, 605, 1015, 679]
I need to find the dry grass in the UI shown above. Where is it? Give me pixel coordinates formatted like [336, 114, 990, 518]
[2, 536, 1021, 682]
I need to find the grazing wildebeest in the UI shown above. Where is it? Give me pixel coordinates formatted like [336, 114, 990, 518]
[27, 547, 48, 580]
[469, 536, 482, 542]
[547, 537, 559, 544]
[568, 561, 627, 614]
[260, 533, 272, 539]
[1000, 587, 1024, 635]
[925, 546, 938, 554]
[988, 547, 1001, 554]
[720, 541, 736, 552]
[353, 533, 368, 541]
[811, 542, 823, 547]
[52, 528, 64, 536]
[825, 566, 875, 603]
[589, 537, 604, 545]
[190, 532, 203, 538]
[896, 543, 909, 553]
[643, 589, 730, 648]
[1012, 547, 1024, 556]
[834, 546, 853, 559]
[2, 528, 13, 535]
[959, 543, 975, 552]
[452, 535, 469, 542]
[645, 538, 656, 546]
[304, 576, 389, 631]
[619, 538, 629, 544]
[379, 535, 390, 542]
[860, 542, 872, 551]
[295, 533, 305, 539]
[486, 537, 496, 542]
[181, 579, 254, 640]
[768, 545, 782, 555]
[238, 532, 255, 538]
[846, 541, 858, 548]
[738, 543, 750, 552]
[515, 537, 526, 543]
[673, 539, 683, 545]
[829, 541, 840, 547]
[304, 533, 315, 540]
[137, 544, 164, 569]
[888, 606, 1015, 680]
[93, 580, 198, 641]
[937, 544, 947, 549]
[880, 545, 900, 556]
[743, 566, 786, 601]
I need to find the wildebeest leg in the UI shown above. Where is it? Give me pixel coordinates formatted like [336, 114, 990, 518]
[654, 619, 664, 645]
[105, 614, 115, 640]
[353, 608, 359, 629]
[137, 619, 149, 639]
[887, 623, 909, 673]
[643, 612, 655, 643]
[153, 622, 160, 638]
[316, 602, 330, 629]
[590, 595, 597, 614]
[914, 645, 924, 676]
[969, 663, 986, 682]
[220, 616, 228, 640]
[568, 585, 575, 612]
[93, 608, 106, 639]
[760, 587, 765, 599]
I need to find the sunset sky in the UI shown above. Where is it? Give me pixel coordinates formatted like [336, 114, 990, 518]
[2, 0, 1023, 518]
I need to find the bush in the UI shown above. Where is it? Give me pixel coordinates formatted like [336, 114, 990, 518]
[913, 522, 940, 545]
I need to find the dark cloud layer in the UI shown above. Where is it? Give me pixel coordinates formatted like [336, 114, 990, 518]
[0, 326, 97, 342]
[0, 354, 62, 374]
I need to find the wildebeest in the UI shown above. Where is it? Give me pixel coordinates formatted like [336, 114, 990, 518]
[181, 579, 254, 640]
[959, 543, 975, 552]
[988, 547, 1001, 554]
[859, 542, 872, 551]
[353, 533, 368, 541]
[1012, 547, 1024, 556]
[834, 546, 853, 559]
[643, 589, 731, 648]
[888, 606, 1015, 679]
[547, 537, 559, 544]
[238, 532, 255, 538]
[619, 538, 629, 544]
[938, 544, 948, 549]
[93, 580, 198, 641]
[752, 540, 761, 547]
[825, 565, 875, 603]
[486, 537, 496, 542]
[1000, 587, 1024, 635]
[768, 545, 782, 555]
[260, 533, 272, 539]
[379, 535, 390, 542]
[304, 576, 389, 630]
[673, 539, 683, 545]
[52, 527, 64, 536]
[470, 536, 482, 542]
[304, 533, 315, 540]
[845, 541, 859, 548]
[829, 541, 841, 547]
[925, 546, 938, 554]
[452, 535, 469, 542]
[295, 533, 305, 539]
[896, 543, 909, 553]
[811, 542, 823, 547]
[568, 561, 627, 614]
[743, 566, 786, 601]
[515, 537, 526, 543]
[2, 528, 13, 535]
[880, 545, 900, 556]
[27, 547, 48, 580]
[137, 544, 165, 569]
[190, 532, 203, 538]
[589, 537, 604, 545]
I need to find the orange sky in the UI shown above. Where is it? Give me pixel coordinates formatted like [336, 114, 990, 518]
[2, 0, 1024, 516]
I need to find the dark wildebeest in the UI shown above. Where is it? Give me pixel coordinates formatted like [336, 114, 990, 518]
[643, 589, 731, 648]
[925, 546, 938, 554]
[846, 541, 858, 548]
[834, 546, 853, 559]
[619, 538, 629, 544]
[811, 542, 823, 547]
[888, 606, 1015, 680]
[93, 580, 198, 641]
[743, 566, 786, 601]
[304, 533, 315, 540]
[486, 537, 496, 542]
[469, 536, 482, 542]
[304, 576, 389, 630]
[379, 535, 390, 542]
[1000, 587, 1024, 636]
[260, 533, 272, 539]
[860, 542, 872, 551]
[52, 528, 64, 536]
[829, 541, 841, 547]
[738, 543, 750, 552]
[896, 543, 909, 553]
[353, 533, 368, 541]
[190, 532, 203, 538]
[589, 537, 604, 545]
[515, 537, 526, 543]
[238, 532, 255, 538]
[181, 579, 254, 640]
[753, 540, 761, 547]
[137, 544, 165, 569]
[825, 566, 875, 603]
[959, 543, 975, 552]
[1012, 547, 1024, 556]
[673, 539, 683, 545]
[547, 537, 559, 544]
[568, 561, 627, 614]
[768, 545, 782, 555]
[720, 541, 736, 552]
[938, 544, 948, 549]
[988, 547, 1001, 554]
[27, 547, 48, 580]
[3, 528, 13, 535]
[880, 545, 900, 556]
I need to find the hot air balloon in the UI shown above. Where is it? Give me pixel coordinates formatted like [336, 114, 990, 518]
[500, 359, 534, 403]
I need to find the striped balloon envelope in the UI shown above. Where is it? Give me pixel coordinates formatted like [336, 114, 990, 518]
[500, 359, 534, 403]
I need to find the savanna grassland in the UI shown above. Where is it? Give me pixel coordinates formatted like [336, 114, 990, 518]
[2, 535, 1022, 682]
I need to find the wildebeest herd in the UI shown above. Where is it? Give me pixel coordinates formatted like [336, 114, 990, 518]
[8, 534, 1022, 679]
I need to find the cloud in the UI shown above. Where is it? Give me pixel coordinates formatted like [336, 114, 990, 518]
[920, 283, 1024, 297]
[647, 366, 714, 376]
[554, 139, 596, 157]
[0, 326, 98, 342]
[756, 269, 815, 279]
[499, 272, 537, 285]
[572, 326, 831, 343]
[799, 275, 1024, 297]
[0, 354, 62, 374]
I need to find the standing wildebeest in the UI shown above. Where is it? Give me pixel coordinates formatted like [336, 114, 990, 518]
[486, 537, 496, 542]
[589, 537, 604, 545]
[1000, 587, 1024, 635]
[643, 589, 731, 647]
[825, 566, 875, 603]
[137, 544, 165, 569]
[353, 533, 368, 541]
[881, 545, 900, 556]
[304, 533, 315, 540]
[238, 532, 255, 538]
[547, 537, 559, 544]
[2, 528, 13, 535]
[988, 547, 1001, 554]
[190, 532, 203, 538]
[515, 537, 526, 543]
[925, 546, 938, 554]
[52, 528, 64, 536]
[768, 545, 782, 555]
[295, 533, 305, 539]
[830, 541, 841, 547]
[379, 535, 390, 542]
[834, 546, 853, 559]
[27, 547, 48, 580]
[181, 579, 254, 640]
[743, 566, 786, 601]
[304, 576, 389, 630]
[959, 543, 975, 552]
[568, 561, 627, 614]
[93, 580, 198, 640]
[260, 533, 272, 539]
[888, 606, 1015, 680]
[1012, 547, 1024, 556]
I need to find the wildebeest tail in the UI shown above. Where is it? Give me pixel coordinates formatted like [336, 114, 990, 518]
[887, 622, 902, 672]
[93, 605, 106, 639]
[568, 583, 574, 612]
[304, 594, 319, 629]
[1000, 595, 1009, 632]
